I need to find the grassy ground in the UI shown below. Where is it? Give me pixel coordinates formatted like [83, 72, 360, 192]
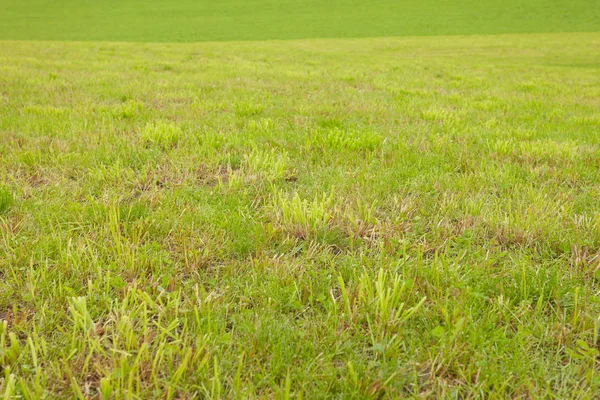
[1, 32, 600, 397]
[1, 0, 600, 42]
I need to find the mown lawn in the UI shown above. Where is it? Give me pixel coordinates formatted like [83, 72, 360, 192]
[1, 0, 599, 42]
[1, 33, 600, 397]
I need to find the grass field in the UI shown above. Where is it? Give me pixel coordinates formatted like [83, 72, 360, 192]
[1, 0, 600, 42]
[1, 32, 600, 398]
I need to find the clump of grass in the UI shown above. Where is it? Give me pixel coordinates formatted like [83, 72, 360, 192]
[420, 107, 462, 127]
[311, 127, 382, 152]
[140, 121, 182, 149]
[246, 118, 275, 133]
[341, 198, 382, 241]
[115, 100, 144, 120]
[272, 190, 336, 238]
[243, 147, 289, 181]
[338, 268, 426, 336]
[235, 101, 264, 117]
[68, 296, 95, 333]
[0, 187, 14, 214]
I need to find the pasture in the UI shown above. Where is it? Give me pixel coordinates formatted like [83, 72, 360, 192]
[1, 1, 600, 398]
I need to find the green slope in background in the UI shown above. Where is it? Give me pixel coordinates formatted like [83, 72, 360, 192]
[1, 0, 599, 42]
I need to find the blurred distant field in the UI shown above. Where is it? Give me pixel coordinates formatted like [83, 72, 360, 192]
[1, 0, 600, 41]
[1, 32, 600, 397]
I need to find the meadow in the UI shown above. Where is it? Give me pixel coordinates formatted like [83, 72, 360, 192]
[1, 0, 600, 42]
[0, 32, 599, 398]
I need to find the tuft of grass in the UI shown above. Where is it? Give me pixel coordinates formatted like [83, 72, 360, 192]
[140, 121, 182, 149]
[0, 187, 14, 214]
[272, 190, 336, 238]
[235, 101, 264, 118]
[311, 127, 383, 152]
[243, 147, 289, 181]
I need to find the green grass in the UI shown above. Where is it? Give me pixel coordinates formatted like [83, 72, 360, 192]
[1, 32, 600, 397]
[1, 0, 600, 42]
